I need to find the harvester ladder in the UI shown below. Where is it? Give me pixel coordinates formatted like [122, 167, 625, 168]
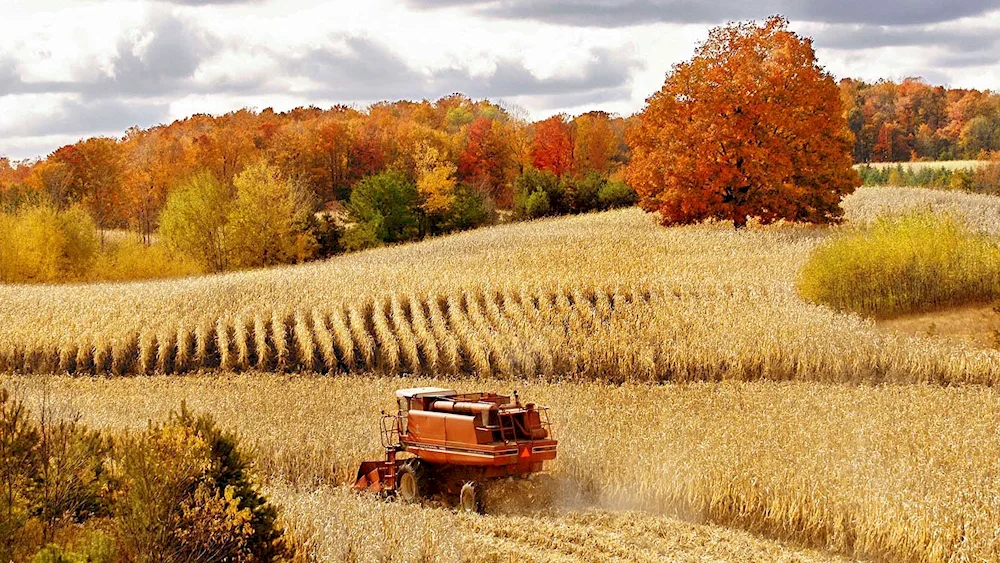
[498, 411, 516, 443]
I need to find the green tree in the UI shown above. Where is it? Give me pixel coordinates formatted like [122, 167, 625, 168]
[348, 170, 421, 244]
[514, 168, 564, 217]
[159, 172, 230, 273]
[439, 185, 495, 233]
[226, 161, 312, 269]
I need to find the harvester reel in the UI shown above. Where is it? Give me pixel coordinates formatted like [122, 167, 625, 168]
[397, 459, 427, 503]
[459, 481, 483, 513]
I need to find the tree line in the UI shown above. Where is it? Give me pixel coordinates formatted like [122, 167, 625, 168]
[0, 96, 637, 282]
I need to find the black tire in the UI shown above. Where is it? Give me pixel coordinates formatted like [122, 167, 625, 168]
[459, 481, 483, 514]
[397, 460, 427, 503]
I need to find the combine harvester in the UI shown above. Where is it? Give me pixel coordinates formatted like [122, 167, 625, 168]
[354, 387, 558, 512]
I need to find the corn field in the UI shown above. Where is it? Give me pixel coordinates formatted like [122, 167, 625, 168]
[7, 373, 1000, 563]
[2, 188, 999, 384]
[5, 186, 1000, 561]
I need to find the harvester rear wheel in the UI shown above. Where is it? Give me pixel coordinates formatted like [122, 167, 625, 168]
[397, 460, 426, 503]
[459, 481, 483, 513]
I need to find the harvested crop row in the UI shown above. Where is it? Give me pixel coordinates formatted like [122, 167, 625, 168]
[1, 282, 996, 384]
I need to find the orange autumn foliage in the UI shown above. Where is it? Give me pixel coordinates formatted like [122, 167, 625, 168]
[626, 16, 859, 228]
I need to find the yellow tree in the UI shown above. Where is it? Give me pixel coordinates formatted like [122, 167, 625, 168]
[414, 142, 457, 216]
[226, 160, 313, 269]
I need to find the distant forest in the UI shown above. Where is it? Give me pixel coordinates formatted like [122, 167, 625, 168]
[1, 79, 999, 233]
[0, 95, 628, 235]
[840, 78, 1000, 163]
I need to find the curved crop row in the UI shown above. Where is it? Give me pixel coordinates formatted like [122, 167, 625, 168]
[0, 284, 652, 379]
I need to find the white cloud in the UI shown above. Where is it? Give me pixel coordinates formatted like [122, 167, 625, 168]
[0, 0, 998, 160]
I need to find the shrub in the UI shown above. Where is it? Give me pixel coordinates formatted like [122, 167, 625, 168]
[91, 237, 200, 282]
[342, 220, 384, 252]
[0, 389, 40, 562]
[306, 213, 345, 259]
[798, 211, 1000, 316]
[972, 159, 1000, 195]
[348, 170, 421, 244]
[562, 172, 603, 213]
[598, 180, 638, 210]
[523, 190, 551, 219]
[112, 404, 286, 562]
[0, 394, 286, 563]
[31, 533, 114, 563]
[36, 415, 111, 537]
[0, 204, 99, 283]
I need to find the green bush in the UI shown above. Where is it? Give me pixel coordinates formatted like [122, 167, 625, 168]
[798, 211, 1000, 316]
[439, 185, 495, 233]
[598, 180, 638, 210]
[562, 172, 603, 212]
[514, 169, 564, 217]
[31, 534, 113, 563]
[348, 170, 421, 244]
[523, 190, 551, 218]
[342, 219, 384, 252]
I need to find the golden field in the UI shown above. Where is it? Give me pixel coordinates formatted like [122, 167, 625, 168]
[2, 187, 999, 385]
[854, 160, 986, 171]
[5, 186, 1000, 561]
[6, 373, 1000, 562]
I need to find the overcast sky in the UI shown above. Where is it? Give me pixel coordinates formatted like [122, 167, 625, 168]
[1, 0, 999, 161]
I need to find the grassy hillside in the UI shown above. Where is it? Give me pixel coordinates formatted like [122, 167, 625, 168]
[2, 187, 999, 384]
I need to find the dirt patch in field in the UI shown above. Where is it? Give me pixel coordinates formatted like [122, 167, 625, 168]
[877, 304, 1000, 349]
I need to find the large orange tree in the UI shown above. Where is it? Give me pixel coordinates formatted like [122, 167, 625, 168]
[626, 16, 859, 228]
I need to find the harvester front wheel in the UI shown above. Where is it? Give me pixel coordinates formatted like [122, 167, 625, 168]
[397, 460, 426, 503]
[459, 481, 483, 513]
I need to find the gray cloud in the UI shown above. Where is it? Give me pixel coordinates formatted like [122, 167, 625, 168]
[0, 11, 214, 98]
[290, 37, 639, 103]
[810, 24, 1000, 51]
[0, 98, 170, 138]
[929, 50, 1000, 69]
[408, 0, 1000, 27]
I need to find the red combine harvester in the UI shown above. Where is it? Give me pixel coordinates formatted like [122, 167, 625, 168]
[354, 387, 557, 512]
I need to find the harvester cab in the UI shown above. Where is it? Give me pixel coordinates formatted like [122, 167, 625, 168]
[353, 387, 557, 512]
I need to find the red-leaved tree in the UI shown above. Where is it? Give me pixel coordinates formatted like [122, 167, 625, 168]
[531, 115, 573, 177]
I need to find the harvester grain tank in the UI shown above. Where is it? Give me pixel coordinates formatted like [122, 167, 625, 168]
[353, 387, 557, 512]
